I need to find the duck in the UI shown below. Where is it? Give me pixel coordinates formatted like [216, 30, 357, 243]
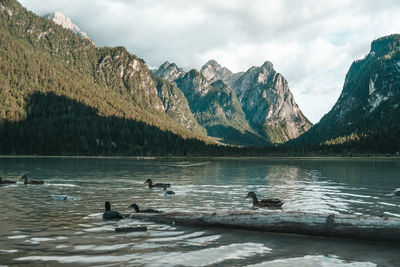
[103, 201, 125, 220]
[145, 178, 171, 188]
[163, 184, 175, 195]
[393, 188, 400, 196]
[245, 191, 284, 208]
[20, 175, 44, 185]
[129, 203, 161, 213]
[0, 176, 16, 184]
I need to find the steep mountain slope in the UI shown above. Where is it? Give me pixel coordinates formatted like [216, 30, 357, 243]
[295, 34, 400, 152]
[175, 70, 266, 145]
[155, 78, 206, 136]
[0, 0, 213, 155]
[216, 61, 312, 143]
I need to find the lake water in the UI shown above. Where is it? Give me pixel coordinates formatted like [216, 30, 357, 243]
[0, 157, 400, 266]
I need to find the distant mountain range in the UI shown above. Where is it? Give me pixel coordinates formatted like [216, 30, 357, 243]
[154, 59, 312, 145]
[0, 0, 398, 155]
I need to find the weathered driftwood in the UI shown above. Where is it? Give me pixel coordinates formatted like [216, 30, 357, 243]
[130, 210, 400, 242]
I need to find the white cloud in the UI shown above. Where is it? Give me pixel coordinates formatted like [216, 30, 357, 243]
[18, 0, 400, 123]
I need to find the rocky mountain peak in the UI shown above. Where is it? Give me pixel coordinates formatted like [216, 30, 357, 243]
[230, 61, 312, 143]
[203, 59, 222, 70]
[46, 11, 94, 44]
[154, 61, 185, 82]
[261, 60, 274, 70]
[200, 59, 233, 83]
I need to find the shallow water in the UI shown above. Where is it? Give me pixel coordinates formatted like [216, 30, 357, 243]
[0, 157, 400, 266]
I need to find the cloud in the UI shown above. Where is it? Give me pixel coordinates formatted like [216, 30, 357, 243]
[18, 0, 400, 123]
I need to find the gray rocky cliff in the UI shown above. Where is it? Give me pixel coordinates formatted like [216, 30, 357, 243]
[200, 59, 234, 83]
[229, 61, 312, 143]
[154, 61, 186, 82]
[175, 70, 266, 145]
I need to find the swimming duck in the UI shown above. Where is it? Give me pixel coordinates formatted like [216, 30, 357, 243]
[245, 191, 284, 208]
[103, 201, 125, 220]
[20, 175, 44, 185]
[163, 184, 175, 195]
[0, 176, 16, 184]
[145, 178, 171, 188]
[393, 188, 400, 196]
[129, 203, 161, 213]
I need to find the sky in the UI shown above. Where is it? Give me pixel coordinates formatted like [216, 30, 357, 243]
[19, 0, 400, 123]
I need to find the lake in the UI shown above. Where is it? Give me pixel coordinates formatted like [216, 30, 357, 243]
[0, 157, 400, 266]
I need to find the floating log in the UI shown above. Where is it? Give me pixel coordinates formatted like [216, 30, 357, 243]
[130, 210, 400, 242]
[115, 226, 147, 232]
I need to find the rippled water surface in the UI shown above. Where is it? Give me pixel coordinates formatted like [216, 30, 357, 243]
[0, 157, 400, 266]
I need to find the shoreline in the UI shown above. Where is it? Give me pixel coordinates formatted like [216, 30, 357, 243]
[0, 155, 399, 160]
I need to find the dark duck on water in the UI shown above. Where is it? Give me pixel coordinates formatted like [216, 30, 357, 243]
[129, 203, 161, 213]
[20, 175, 44, 185]
[0, 176, 16, 184]
[245, 191, 284, 208]
[145, 178, 171, 188]
[103, 201, 125, 220]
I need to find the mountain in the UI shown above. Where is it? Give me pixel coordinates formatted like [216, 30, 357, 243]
[0, 0, 215, 155]
[45, 11, 93, 43]
[155, 78, 206, 136]
[295, 34, 400, 152]
[0, 0, 312, 154]
[175, 70, 266, 145]
[200, 59, 234, 83]
[155, 59, 312, 145]
[154, 61, 185, 82]
[217, 61, 312, 143]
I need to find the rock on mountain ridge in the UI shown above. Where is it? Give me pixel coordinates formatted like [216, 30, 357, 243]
[46, 11, 94, 44]
[154, 61, 185, 82]
[200, 59, 234, 83]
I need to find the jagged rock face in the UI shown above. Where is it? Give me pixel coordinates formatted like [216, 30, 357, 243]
[155, 63, 264, 144]
[200, 59, 234, 83]
[96, 47, 165, 112]
[156, 79, 207, 136]
[154, 61, 185, 82]
[297, 34, 400, 145]
[176, 70, 211, 100]
[46, 11, 95, 45]
[156, 60, 312, 144]
[175, 70, 265, 145]
[230, 61, 312, 143]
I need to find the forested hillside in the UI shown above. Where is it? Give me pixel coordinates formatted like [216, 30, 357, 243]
[0, 0, 215, 155]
